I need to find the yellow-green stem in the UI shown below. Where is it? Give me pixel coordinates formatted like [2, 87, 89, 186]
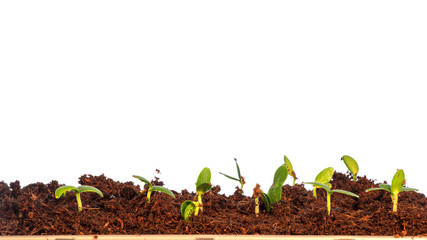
[392, 194, 398, 212]
[240, 182, 244, 191]
[76, 192, 83, 212]
[313, 187, 317, 198]
[255, 197, 259, 216]
[292, 178, 295, 186]
[353, 175, 357, 182]
[327, 192, 331, 215]
[147, 189, 152, 203]
[198, 193, 203, 212]
[194, 202, 200, 216]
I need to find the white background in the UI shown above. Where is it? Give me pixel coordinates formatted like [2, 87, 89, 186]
[1, 1, 426, 196]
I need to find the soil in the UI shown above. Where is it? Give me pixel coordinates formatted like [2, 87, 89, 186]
[0, 172, 426, 236]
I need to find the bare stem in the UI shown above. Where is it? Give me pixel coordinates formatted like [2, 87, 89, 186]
[327, 192, 331, 215]
[76, 192, 83, 212]
[392, 194, 398, 212]
[198, 193, 203, 212]
[147, 189, 152, 203]
[255, 197, 259, 217]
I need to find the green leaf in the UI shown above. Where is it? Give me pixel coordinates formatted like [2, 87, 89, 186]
[55, 186, 79, 198]
[219, 172, 240, 182]
[379, 184, 391, 191]
[133, 175, 152, 188]
[366, 184, 391, 193]
[268, 186, 282, 204]
[196, 182, 212, 194]
[273, 164, 288, 187]
[304, 182, 331, 193]
[331, 189, 359, 198]
[315, 167, 334, 184]
[151, 186, 175, 198]
[181, 200, 196, 222]
[284, 155, 293, 173]
[341, 155, 359, 178]
[261, 192, 272, 212]
[284, 155, 297, 179]
[401, 187, 418, 192]
[196, 167, 211, 186]
[77, 186, 104, 197]
[391, 169, 405, 195]
[235, 158, 242, 179]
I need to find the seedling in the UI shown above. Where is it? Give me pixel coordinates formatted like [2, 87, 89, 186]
[341, 155, 359, 182]
[133, 175, 175, 203]
[312, 167, 334, 198]
[55, 185, 103, 212]
[260, 164, 288, 212]
[304, 182, 359, 215]
[366, 169, 418, 212]
[181, 167, 212, 222]
[284, 155, 298, 186]
[219, 158, 245, 191]
[253, 183, 262, 216]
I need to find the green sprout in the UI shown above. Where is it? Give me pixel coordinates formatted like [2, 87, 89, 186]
[133, 175, 175, 203]
[55, 185, 103, 212]
[181, 167, 212, 222]
[304, 182, 359, 215]
[219, 158, 245, 191]
[260, 164, 288, 212]
[366, 169, 418, 212]
[253, 183, 262, 217]
[284, 155, 298, 186]
[341, 155, 359, 182]
[312, 167, 334, 198]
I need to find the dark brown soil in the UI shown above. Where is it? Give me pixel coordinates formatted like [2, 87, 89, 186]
[1, 172, 426, 236]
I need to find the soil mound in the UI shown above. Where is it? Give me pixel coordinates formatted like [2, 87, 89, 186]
[0, 172, 426, 236]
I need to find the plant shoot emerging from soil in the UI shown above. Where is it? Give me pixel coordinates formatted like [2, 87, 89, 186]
[133, 175, 175, 203]
[304, 182, 359, 215]
[219, 158, 245, 191]
[253, 183, 262, 216]
[312, 167, 334, 198]
[55, 185, 103, 212]
[261, 164, 288, 212]
[181, 167, 212, 222]
[284, 155, 297, 186]
[341, 155, 359, 182]
[366, 169, 418, 212]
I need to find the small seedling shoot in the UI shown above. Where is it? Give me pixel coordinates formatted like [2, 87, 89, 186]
[261, 164, 288, 212]
[219, 158, 246, 191]
[304, 182, 359, 215]
[55, 185, 103, 212]
[133, 175, 175, 203]
[253, 183, 262, 217]
[311, 167, 334, 198]
[284, 155, 298, 186]
[181, 167, 212, 222]
[366, 169, 418, 212]
[341, 155, 359, 182]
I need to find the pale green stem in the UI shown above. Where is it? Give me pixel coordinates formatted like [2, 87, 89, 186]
[255, 197, 259, 216]
[240, 182, 244, 191]
[392, 194, 398, 212]
[327, 192, 331, 215]
[292, 178, 295, 186]
[147, 189, 152, 203]
[76, 192, 83, 212]
[198, 193, 203, 212]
